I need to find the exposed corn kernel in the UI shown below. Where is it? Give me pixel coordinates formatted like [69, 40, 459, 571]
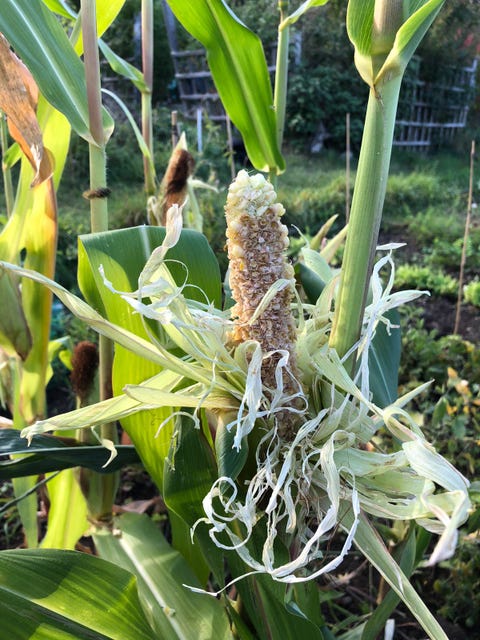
[225, 170, 301, 438]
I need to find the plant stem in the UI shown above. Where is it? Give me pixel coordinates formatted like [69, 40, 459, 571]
[454, 139, 475, 334]
[141, 0, 156, 195]
[0, 111, 14, 217]
[81, 0, 117, 522]
[82, 0, 103, 147]
[345, 112, 351, 222]
[329, 76, 402, 371]
[274, 0, 290, 150]
[88, 145, 108, 232]
[82, 0, 109, 233]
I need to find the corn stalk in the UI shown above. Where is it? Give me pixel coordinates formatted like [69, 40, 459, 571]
[80, 0, 118, 523]
[329, 0, 446, 372]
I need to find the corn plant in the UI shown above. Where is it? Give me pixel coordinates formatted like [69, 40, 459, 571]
[0, 0, 108, 547]
[0, 1, 473, 639]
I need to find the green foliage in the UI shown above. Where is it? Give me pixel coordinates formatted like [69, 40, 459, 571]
[0, 1, 476, 637]
[101, 0, 175, 103]
[422, 361, 480, 632]
[418, 0, 480, 81]
[405, 206, 464, 243]
[399, 314, 480, 460]
[424, 236, 473, 270]
[229, 0, 281, 50]
[284, 0, 366, 151]
[395, 264, 458, 297]
[0, 548, 157, 640]
[385, 173, 453, 217]
[167, 0, 285, 174]
[432, 537, 480, 630]
[286, 65, 366, 150]
[279, 175, 347, 231]
[464, 279, 480, 307]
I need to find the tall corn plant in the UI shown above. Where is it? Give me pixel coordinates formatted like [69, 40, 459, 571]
[0, 1, 472, 639]
[0, 0, 122, 544]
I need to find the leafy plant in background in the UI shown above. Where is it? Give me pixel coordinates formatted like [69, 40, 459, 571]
[0, 1, 474, 640]
[464, 279, 480, 307]
[394, 263, 458, 297]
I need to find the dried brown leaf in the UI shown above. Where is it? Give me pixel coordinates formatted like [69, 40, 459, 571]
[0, 33, 52, 186]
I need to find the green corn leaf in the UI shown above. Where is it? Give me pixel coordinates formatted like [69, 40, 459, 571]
[40, 470, 88, 550]
[163, 415, 218, 526]
[43, 0, 127, 53]
[0, 261, 183, 371]
[303, 248, 334, 284]
[101, 88, 156, 177]
[42, 0, 76, 19]
[78, 226, 222, 317]
[0, 428, 140, 479]
[0, 270, 32, 359]
[280, 0, 330, 30]
[168, 509, 210, 586]
[162, 413, 225, 585]
[3, 141, 22, 168]
[99, 40, 148, 92]
[20, 376, 179, 438]
[166, 0, 285, 174]
[78, 225, 222, 491]
[335, 502, 449, 640]
[361, 526, 417, 639]
[93, 0, 126, 42]
[379, 0, 445, 82]
[0, 98, 72, 547]
[226, 525, 324, 639]
[0, 548, 156, 640]
[0, 0, 114, 143]
[94, 512, 233, 640]
[347, 0, 445, 86]
[297, 262, 326, 304]
[215, 416, 249, 480]
[368, 309, 401, 407]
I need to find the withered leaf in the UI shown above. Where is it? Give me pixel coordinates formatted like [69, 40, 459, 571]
[0, 33, 52, 186]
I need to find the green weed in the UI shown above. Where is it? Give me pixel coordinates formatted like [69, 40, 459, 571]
[395, 264, 458, 297]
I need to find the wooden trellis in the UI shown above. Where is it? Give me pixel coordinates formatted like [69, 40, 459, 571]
[162, 1, 276, 127]
[162, 1, 232, 123]
[394, 58, 477, 151]
[170, 48, 226, 122]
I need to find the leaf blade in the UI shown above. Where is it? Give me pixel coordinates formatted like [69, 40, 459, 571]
[166, 0, 285, 173]
[0, 549, 156, 640]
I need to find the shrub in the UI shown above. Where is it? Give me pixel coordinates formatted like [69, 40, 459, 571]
[279, 175, 347, 232]
[406, 206, 464, 243]
[384, 173, 447, 216]
[424, 237, 473, 270]
[431, 536, 480, 631]
[395, 264, 458, 297]
[286, 65, 366, 151]
[464, 279, 480, 307]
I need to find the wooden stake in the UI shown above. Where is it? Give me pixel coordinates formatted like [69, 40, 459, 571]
[171, 110, 179, 148]
[454, 140, 475, 334]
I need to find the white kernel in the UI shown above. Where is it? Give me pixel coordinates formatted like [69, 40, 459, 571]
[230, 244, 245, 258]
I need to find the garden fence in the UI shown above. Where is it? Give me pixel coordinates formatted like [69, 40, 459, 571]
[394, 57, 477, 151]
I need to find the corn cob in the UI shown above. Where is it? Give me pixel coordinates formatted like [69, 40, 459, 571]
[225, 170, 300, 437]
